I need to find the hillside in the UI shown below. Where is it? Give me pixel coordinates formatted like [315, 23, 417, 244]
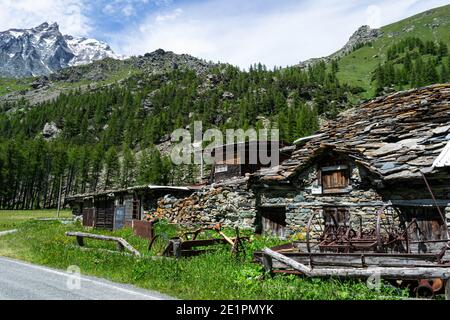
[335, 4, 450, 97]
[0, 5, 449, 210]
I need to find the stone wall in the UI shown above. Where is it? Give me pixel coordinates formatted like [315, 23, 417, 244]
[259, 162, 384, 237]
[154, 185, 257, 230]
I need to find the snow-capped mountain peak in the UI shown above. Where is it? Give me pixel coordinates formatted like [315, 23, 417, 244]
[0, 22, 123, 78]
[65, 35, 123, 66]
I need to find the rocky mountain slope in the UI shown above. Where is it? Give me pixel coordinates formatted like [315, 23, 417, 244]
[335, 4, 450, 96]
[0, 22, 121, 78]
[298, 25, 382, 69]
[296, 4, 450, 98]
[0, 48, 215, 106]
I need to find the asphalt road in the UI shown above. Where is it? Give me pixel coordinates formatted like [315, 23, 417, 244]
[0, 257, 173, 300]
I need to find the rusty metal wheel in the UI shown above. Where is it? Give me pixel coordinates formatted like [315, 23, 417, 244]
[148, 234, 170, 256]
[376, 205, 407, 253]
[306, 210, 326, 253]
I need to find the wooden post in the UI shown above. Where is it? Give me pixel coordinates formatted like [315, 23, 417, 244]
[446, 280, 450, 301]
[117, 242, 125, 252]
[76, 236, 84, 247]
[56, 175, 63, 219]
[262, 254, 273, 273]
[172, 239, 181, 259]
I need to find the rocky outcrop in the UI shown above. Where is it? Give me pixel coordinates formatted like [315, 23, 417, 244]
[298, 25, 381, 69]
[42, 122, 61, 140]
[132, 49, 214, 76]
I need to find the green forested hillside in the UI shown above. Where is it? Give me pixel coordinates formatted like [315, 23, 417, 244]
[0, 62, 349, 209]
[0, 5, 449, 210]
[336, 4, 450, 97]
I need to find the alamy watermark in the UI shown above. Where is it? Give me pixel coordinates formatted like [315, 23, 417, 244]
[66, 265, 81, 290]
[170, 121, 280, 167]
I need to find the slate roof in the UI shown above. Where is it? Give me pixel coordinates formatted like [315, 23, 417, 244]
[66, 185, 195, 201]
[254, 83, 450, 183]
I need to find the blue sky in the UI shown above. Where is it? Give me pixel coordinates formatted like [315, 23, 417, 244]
[0, 0, 449, 68]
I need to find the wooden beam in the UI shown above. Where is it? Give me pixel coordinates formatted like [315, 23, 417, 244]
[263, 248, 313, 276]
[255, 251, 443, 268]
[321, 165, 349, 172]
[263, 248, 450, 280]
[390, 199, 450, 207]
[65, 232, 141, 257]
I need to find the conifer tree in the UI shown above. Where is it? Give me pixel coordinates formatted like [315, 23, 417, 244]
[104, 147, 120, 190]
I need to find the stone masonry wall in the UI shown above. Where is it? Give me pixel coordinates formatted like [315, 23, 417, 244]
[154, 186, 257, 230]
[259, 163, 384, 237]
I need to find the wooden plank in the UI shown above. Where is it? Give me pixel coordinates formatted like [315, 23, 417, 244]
[262, 249, 312, 276]
[180, 239, 227, 249]
[263, 248, 450, 280]
[65, 232, 141, 257]
[255, 251, 443, 268]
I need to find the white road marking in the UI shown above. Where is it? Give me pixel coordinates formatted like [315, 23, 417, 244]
[2, 257, 164, 300]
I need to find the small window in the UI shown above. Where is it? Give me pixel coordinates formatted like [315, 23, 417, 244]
[320, 164, 350, 194]
[215, 165, 228, 173]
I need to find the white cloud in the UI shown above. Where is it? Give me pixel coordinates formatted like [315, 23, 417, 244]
[102, 0, 171, 18]
[0, 0, 92, 36]
[103, 3, 116, 15]
[111, 0, 450, 69]
[366, 5, 382, 28]
[122, 4, 136, 17]
[155, 8, 183, 23]
[1, 0, 448, 68]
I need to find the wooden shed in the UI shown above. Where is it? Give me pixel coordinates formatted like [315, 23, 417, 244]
[211, 141, 292, 183]
[66, 185, 195, 230]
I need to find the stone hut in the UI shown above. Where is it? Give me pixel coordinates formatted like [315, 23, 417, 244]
[250, 84, 450, 242]
[154, 84, 450, 244]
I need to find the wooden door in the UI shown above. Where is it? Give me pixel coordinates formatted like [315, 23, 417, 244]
[82, 208, 94, 227]
[95, 198, 115, 230]
[260, 207, 286, 238]
[401, 207, 448, 254]
[132, 200, 140, 220]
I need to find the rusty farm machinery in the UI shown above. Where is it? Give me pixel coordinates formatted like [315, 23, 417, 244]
[148, 222, 249, 258]
[255, 204, 450, 298]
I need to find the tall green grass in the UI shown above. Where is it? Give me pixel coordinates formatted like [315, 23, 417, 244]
[0, 209, 71, 231]
[0, 217, 407, 300]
